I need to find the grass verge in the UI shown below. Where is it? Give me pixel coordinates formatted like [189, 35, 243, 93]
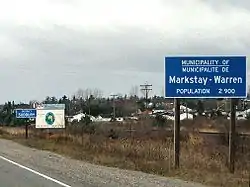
[0, 125, 249, 187]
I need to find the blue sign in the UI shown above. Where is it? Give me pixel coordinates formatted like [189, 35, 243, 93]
[165, 56, 247, 98]
[16, 109, 37, 119]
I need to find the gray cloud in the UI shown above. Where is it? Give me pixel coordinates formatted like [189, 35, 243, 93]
[0, 0, 250, 102]
[204, 0, 250, 11]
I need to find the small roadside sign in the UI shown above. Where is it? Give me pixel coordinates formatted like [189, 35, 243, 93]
[15, 109, 37, 119]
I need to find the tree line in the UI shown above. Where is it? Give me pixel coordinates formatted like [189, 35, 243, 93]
[0, 87, 165, 125]
[1, 87, 246, 126]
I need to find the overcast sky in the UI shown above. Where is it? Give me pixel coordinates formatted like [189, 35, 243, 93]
[0, 0, 249, 103]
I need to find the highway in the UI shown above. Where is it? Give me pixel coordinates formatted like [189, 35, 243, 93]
[0, 139, 206, 187]
[0, 156, 69, 187]
[0, 155, 88, 187]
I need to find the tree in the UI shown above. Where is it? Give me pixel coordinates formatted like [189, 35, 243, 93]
[129, 85, 139, 97]
[197, 100, 204, 116]
[137, 100, 146, 111]
[92, 88, 103, 98]
[75, 88, 84, 99]
[62, 95, 67, 101]
[83, 88, 92, 100]
[72, 95, 76, 101]
[29, 100, 39, 108]
[0, 101, 14, 125]
[59, 95, 70, 116]
[43, 96, 58, 104]
[81, 88, 103, 115]
[122, 100, 138, 116]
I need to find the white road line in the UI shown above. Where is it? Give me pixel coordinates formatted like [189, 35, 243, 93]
[0, 155, 71, 187]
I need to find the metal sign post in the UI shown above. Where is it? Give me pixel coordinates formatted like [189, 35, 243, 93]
[15, 109, 37, 139]
[174, 98, 180, 168]
[229, 99, 236, 173]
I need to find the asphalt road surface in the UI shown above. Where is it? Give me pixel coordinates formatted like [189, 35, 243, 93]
[0, 139, 207, 187]
[0, 157, 69, 187]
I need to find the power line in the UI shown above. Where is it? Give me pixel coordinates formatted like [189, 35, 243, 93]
[140, 82, 152, 109]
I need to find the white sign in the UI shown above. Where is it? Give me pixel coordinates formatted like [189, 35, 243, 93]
[36, 109, 65, 128]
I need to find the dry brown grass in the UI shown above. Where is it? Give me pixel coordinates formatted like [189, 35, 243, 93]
[1, 127, 26, 136]
[1, 119, 250, 187]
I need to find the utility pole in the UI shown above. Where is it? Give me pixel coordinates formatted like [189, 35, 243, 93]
[140, 82, 152, 109]
[229, 98, 236, 173]
[110, 94, 118, 119]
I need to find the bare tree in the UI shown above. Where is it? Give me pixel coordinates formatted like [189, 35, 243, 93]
[81, 88, 104, 99]
[75, 88, 104, 100]
[129, 85, 139, 97]
[29, 100, 40, 108]
[92, 88, 103, 98]
[75, 88, 84, 99]
[83, 88, 92, 100]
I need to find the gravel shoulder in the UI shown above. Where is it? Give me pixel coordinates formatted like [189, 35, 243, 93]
[0, 139, 207, 187]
